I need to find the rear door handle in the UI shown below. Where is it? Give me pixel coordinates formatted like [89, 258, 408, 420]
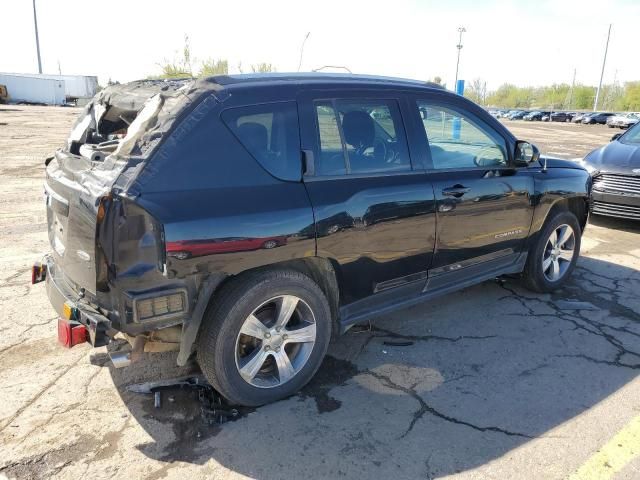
[442, 186, 470, 198]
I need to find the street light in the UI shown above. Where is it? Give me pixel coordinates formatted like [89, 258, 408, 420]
[297, 32, 310, 72]
[454, 26, 466, 89]
[32, 0, 43, 74]
[593, 24, 612, 112]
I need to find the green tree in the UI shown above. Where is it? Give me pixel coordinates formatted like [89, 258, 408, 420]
[486, 83, 533, 108]
[572, 85, 595, 110]
[465, 78, 487, 105]
[616, 82, 640, 111]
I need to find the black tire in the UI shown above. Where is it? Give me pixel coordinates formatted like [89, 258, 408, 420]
[522, 210, 581, 293]
[197, 269, 332, 406]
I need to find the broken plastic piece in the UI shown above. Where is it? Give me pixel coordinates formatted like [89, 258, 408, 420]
[127, 375, 248, 425]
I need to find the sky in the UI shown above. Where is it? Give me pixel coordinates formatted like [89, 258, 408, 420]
[2, 0, 639, 90]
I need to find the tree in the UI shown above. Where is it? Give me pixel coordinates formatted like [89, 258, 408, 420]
[430, 76, 446, 89]
[251, 63, 276, 73]
[618, 82, 640, 111]
[465, 78, 487, 105]
[486, 83, 532, 108]
[572, 86, 595, 110]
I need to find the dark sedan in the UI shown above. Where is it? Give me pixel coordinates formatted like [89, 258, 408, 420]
[582, 122, 640, 219]
[506, 110, 528, 120]
[550, 112, 573, 122]
[523, 111, 550, 121]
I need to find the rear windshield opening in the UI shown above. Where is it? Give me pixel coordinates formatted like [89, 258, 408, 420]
[66, 79, 192, 163]
[68, 106, 139, 161]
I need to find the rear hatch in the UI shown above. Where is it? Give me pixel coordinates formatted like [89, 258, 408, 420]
[44, 79, 194, 294]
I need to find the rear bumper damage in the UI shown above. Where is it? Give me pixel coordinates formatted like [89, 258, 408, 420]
[44, 254, 112, 348]
[41, 254, 225, 368]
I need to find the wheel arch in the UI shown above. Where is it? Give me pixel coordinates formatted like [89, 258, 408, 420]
[546, 196, 589, 232]
[527, 195, 589, 253]
[177, 256, 343, 366]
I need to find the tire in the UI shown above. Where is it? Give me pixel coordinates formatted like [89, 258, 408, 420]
[522, 210, 581, 293]
[197, 269, 332, 406]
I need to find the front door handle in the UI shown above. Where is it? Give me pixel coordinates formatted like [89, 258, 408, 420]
[442, 185, 471, 198]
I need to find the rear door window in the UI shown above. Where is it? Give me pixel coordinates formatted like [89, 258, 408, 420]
[314, 99, 412, 176]
[222, 102, 301, 181]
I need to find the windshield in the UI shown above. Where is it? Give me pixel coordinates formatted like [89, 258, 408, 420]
[621, 121, 640, 144]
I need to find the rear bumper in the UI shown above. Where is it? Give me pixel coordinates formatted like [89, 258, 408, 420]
[45, 255, 111, 347]
[591, 191, 640, 220]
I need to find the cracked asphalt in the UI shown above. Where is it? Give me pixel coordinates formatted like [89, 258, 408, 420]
[1, 106, 639, 479]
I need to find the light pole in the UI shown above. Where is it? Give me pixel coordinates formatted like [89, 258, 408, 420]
[32, 0, 43, 73]
[593, 24, 611, 112]
[297, 32, 310, 72]
[454, 27, 466, 88]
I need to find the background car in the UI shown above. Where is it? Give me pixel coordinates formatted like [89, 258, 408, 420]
[523, 111, 550, 121]
[607, 113, 639, 129]
[582, 122, 640, 219]
[550, 111, 574, 122]
[550, 112, 573, 122]
[621, 113, 640, 128]
[572, 112, 590, 123]
[583, 112, 615, 124]
[507, 110, 529, 120]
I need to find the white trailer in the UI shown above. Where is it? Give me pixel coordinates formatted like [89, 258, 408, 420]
[0, 73, 66, 105]
[0, 73, 98, 101]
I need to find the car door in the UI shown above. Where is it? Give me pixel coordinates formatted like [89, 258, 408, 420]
[298, 90, 436, 321]
[410, 96, 535, 287]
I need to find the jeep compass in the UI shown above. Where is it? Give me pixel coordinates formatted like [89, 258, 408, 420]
[35, 74, 591, 406]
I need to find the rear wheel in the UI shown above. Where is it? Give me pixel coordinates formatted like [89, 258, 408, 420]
[197, 269, 332, 406]
[523, 211, 581, 293]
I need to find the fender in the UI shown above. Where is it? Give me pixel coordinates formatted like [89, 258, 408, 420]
[527, 165, 591, 247]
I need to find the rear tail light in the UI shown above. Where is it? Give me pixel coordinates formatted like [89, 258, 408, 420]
[31, 262, 47, 284]
[57, 319, 87, 348]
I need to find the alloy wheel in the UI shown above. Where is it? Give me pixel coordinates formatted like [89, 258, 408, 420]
[542, 224, 575, 282]
[235, 295, 317, 388]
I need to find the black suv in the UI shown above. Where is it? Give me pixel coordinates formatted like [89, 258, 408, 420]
[37, 74, 591, 406]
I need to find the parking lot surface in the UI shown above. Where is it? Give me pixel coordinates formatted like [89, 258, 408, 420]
[0, 106, 639, 480]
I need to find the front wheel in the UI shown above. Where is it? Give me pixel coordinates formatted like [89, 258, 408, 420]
[522, 211, 581, 293]
[197, 269, 332, 406]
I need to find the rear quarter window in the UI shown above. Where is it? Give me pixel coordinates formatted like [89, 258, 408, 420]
[222, 102, 301, 181]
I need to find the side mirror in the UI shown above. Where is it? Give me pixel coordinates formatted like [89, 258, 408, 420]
[611, 133, 622, 142]
[514, 140, 540, 166]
